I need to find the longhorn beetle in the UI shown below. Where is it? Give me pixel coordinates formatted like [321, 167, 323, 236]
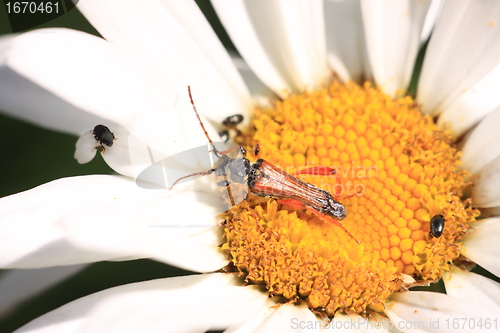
[170, 86, 359, 244]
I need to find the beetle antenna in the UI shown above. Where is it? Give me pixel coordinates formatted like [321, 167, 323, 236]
[169, 168, 215, 190]
[188, 86, 221, 158]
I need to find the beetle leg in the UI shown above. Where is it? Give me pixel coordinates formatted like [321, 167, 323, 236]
[305, 206, 360, 244]
[278, 199, 359, 244]
[218, 145, 241, 156]
[294, 166, 337, 176]
[277, 198, 307, 210]
[244, 200, 259, 221]
[169, 168, 215, 190]
[254, 143, 261, 158]
[243, 200, 264, 232]
[226, 181, 236, 206]
[294, 167, 343, 201]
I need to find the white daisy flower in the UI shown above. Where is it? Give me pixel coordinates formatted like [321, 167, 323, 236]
[2, 0, 500, 332]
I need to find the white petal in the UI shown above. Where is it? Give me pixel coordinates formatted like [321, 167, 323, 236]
[61, 205, 227, 272]
[462, 217, 500, 278]
[74, 130, 98, 164]
[74, 123, 157, 178]
[444, 268, 500, 313]
[96, 125, 151, 178]
[231, 54, 277, 109]
[224, 299, 278, 333]
[85, 286, 266, 333]
[16, 274, 267, 333]
[0, 265, 87, 317]
[460, 105, 500, 175]
[253, 302, 322, 333]
[381, 310, 423, 333]
[225, 303, 386, 333]
[471, 156, 500, 207]
[213, 0, 328, 97]
[324, 0, 371, 83]
[0, 35, 107, 136]
[76, 0, 252, 123]
[361, 0, 432, 96]
[0, 175, 228, 271]
[0, 28, 181, 134]
[386, 291, 500, 333]
[478, 205, 500, 218]
[418, 0, 500, 115]
[123, 102, 222, 177]
[420, 0, 443, 43]
[437, 62, 500, 136]
[330, 313, 392, 332]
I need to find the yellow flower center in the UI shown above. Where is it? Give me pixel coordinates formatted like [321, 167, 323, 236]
[221, 82, 479, 316]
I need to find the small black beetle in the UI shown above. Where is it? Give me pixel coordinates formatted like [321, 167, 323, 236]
[220, 114, 244, 143]
[222, 114, 244, 127]
[430, 214, 445, 238]
[93, 125, 115, 150]
[218, 130, 230, 143]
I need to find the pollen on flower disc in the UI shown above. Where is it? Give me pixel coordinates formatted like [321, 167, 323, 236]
[221, 82, 478, 316]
